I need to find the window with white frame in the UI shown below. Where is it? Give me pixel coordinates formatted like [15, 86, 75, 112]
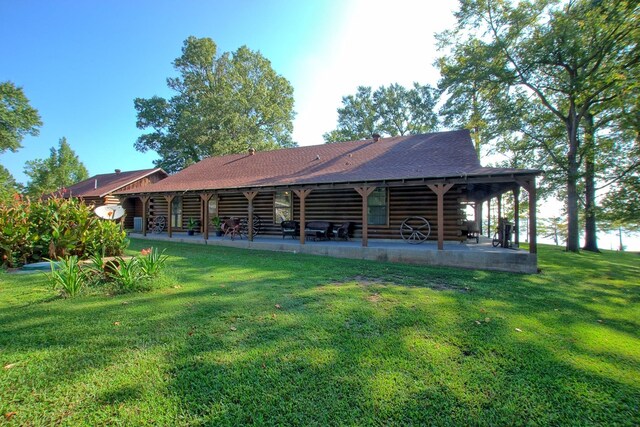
[274, 191, 292, 223]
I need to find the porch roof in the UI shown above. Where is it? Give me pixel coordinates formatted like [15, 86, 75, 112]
[116, 130, 540, 196]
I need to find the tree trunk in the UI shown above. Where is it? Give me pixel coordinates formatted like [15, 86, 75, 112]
[566, 109, 581, 252]
[582, 113, 599, 252]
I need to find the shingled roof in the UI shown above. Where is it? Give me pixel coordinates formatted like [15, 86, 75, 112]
[117, 130, 538, 194]
[61, 168, 168, 198]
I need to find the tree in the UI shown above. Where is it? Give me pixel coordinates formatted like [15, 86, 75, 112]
[438, 0, 640, 252]
[134, 36, 296, 173]
[323, 83, 438, 143]
[24, 137, 88, 197]
[0, 164, 22, 202]
[0, 81, 42, 154]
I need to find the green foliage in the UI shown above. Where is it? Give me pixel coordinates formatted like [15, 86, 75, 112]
[138, 247, 168, 278]
[323, 83, 439, 143]
[23, 137, 89, 198]
[107, 256, 147, 293]
[47, 256, 86, 297]
[0, 81, 42, 154]
[437, 0, 640, 252]
[0, 165, 22, 202]
[134, 36, 296, 173]
[0, 195, 127, 268]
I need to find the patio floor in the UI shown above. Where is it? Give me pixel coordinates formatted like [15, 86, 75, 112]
[128, 232, 538, 274]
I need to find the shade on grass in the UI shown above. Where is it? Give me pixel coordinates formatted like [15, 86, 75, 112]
[1, 240, 638, 425]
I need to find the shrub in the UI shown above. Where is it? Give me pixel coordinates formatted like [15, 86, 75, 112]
[138, 247, 168, 278]
[107, 256, 148, 293]
[47, 256, 86, 297]
[0, 195, 128, 268]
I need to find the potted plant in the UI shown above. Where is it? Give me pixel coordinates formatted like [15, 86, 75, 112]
[187, 217, 197, 236]
[212, 216, 223, 237]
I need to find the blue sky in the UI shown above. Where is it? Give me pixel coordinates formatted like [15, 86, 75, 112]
[1, 0, 457, 183]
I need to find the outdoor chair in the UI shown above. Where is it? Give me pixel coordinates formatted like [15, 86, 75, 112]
[334, 221, 354, 240]
[280, 220, 300, 239]
[222, 217, 243, 240]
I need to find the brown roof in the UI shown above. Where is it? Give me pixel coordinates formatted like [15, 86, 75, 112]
[117, 130, 539, 194]
[62, 168, 168, 198]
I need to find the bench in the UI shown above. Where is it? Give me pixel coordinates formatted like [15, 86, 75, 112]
[304, 221, 333, 241]
[280, 220, 300, 239]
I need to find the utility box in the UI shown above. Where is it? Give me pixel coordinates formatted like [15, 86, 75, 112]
[133, 217, 143, 232]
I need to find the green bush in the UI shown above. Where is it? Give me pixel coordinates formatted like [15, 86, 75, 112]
[0, 195, 128, 268]
[138, 247, 168, 277]
[47, 256, 86, 298]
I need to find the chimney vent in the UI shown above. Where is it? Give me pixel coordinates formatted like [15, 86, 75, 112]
[372, 133, 381, 142]
[94, 179, 98, 189]
[248, 147, 256, 155]
[114, 169, 121, 174]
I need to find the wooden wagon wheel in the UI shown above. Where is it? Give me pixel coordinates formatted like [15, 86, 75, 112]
[240, 215, 262, 237]
[151, 215, 166, 234]
[400, 216, 431, 244]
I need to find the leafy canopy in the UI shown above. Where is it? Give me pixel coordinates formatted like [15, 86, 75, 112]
[0, 81, 42, 154]
[134, 36, 296, 173]
[24, 137, 89, 198]
[323, 83, 438, 143]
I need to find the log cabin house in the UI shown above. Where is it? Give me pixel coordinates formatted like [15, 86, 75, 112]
[114, 130, 541, 265]
[59, 168, 168, 229]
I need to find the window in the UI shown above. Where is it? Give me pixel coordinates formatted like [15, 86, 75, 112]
[367, 188, 387, 225]
[208, 197, 218, 218]
[171, 197, 182, 228]
[274, 191, 292, 223]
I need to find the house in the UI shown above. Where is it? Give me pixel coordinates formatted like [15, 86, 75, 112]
[59, 168, 168, 229]
[115, 130, 541, 271]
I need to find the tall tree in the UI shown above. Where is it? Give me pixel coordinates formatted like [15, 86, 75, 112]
[134, 36, 296, 173]
[24, 137, 88, 198]
[438, 0, 640, 252]
[0, 81, 42, 154]
[323, 83, 438, 143]
[0, 165, 22, 202]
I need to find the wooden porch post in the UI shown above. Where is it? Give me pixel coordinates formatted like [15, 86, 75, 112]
[243, 191, 258, 241]
[497, 194, 502, 222]
[516, 178, 537, 254]
[164, 195, 174, 238]
[428, 183, 454, 250]
[355, 186, 376, 247]
[513, 187, 520, 247]
[475, 201, 483, 235]
[141, 195, 150, 237]
[487, 199, 492, 238]
[200, 193, 213, 240]
[293, 189, 312, 245]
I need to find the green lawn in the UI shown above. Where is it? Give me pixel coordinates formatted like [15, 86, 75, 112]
[1, 240, 639, 426]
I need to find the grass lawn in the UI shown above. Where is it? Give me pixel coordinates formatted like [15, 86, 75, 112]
[1, 239, 639, 426]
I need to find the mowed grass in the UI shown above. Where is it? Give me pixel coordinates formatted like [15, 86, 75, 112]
[1, 240, 639, 426]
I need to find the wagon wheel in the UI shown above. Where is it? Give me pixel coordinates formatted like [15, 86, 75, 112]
[400, 216, 431, 244]
[151, 215, 166, 234]
[240, 215, 262, 237]
[492, 232, 500, 247]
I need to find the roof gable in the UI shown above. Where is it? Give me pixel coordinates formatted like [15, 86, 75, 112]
[62, 168, 168, 198]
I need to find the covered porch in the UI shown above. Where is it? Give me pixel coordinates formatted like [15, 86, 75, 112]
[127, 231, 538, 274]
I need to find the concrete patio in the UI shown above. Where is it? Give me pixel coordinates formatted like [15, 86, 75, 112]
[128, 232, 538, 274]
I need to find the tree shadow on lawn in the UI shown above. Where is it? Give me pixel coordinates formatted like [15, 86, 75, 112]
[159, 267, 640, 425]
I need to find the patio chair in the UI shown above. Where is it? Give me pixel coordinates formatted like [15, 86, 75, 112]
[280, 220, 300, 239]
[334, 221, 354, 241]
[222, 217, 243, 240]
